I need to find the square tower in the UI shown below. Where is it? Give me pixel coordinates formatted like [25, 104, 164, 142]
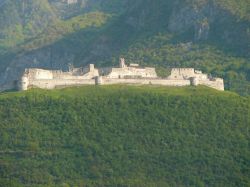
[119, 58, 127, 68]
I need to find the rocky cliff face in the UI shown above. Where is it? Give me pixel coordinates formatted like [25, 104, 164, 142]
[168, 0, 250, 45]
[0, 0, 57, 47]
[168, 1, 214, 41]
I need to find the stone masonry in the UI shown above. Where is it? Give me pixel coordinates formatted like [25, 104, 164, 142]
[18, 58, 224, 91]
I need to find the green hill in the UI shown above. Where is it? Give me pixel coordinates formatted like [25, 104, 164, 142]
[0, 86, 249, 186]
[0, 1, 249, 187]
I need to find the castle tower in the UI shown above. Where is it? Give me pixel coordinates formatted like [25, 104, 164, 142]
[19, 75, 29, 91]
[190, 77, 199, 86]
[68, 63, 74, 72]
[95, 76, 103, 85]
[119, 58, 126, 68]
[89, 64, 95, 72]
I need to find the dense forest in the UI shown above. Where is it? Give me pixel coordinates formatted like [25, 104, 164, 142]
[0, 86, 249, 186]
[0, 1, 249, 186]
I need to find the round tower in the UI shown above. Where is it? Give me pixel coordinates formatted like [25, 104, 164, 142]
[190, 77, 199, 86]
[95, 76, 103, 85]
[19, 75, 29, 91]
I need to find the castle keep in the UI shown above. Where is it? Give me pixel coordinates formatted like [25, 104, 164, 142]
[19, 58, 224, 91]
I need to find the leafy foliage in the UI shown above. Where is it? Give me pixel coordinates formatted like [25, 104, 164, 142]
[120, 34, 250, 95]
[20, 12, 111, 52]
[0, 86, 249, 186]
[0, 0, 56, 49]
[214, 0, 250, 20]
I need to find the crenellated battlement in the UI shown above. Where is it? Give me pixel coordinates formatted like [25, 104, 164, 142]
[18, 59, 224, 91]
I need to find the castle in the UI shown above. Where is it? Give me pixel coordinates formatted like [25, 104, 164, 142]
[18, 58, 224, 91]
[63, 0, 78, 4]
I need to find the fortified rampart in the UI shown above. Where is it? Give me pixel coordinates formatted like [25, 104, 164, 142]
[97, 77, 190, 87]
[99, 58, 157, 79]
[18, 58, 224, 91]
[19, 64, 98, 90]
[63, 0, 78, 4]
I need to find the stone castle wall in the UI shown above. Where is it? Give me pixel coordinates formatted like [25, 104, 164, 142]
[18, 59, 224, 91]
[100, 78, 190, 87]
[105, 67, 157, 79]
[169, 68, 207, 80]
[19, 64, 99, 90]
[29, 79, 95, 89]
[64, 0, 78, 5]
[169, 68, 196, 79]
[99, 58, 158, 79]
[198, 78, 224, 91]
[167, 68, 224, 90]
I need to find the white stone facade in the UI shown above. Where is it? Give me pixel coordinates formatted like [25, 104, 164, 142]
[18, 59, 224, 91]
[64, 0, 78, 5]
[18, 64, 98, 90]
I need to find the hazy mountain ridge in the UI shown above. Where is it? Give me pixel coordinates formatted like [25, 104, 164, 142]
[0, 0, 249, 94]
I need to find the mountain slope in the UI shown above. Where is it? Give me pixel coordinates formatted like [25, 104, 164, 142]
[0, 0, 249, 95]
[0, 86, 249, 186]
[0, 0, 57, 50]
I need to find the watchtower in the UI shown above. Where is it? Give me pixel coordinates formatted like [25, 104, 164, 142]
[119, 58, 127, 68]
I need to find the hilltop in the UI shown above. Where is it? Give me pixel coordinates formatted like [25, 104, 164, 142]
[0, 0, 249, 95]
[0, 86, 249, 186]
[0, 2, 249, 186]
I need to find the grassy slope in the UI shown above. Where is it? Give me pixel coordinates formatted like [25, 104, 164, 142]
[0, 86, 249, 187]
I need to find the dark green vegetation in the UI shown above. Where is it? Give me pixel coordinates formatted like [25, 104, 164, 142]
[0, 0, 249, 95]
[1, 1, 249, 186]
[0, 86, 249, 186]
[0, 0, 55, 50]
